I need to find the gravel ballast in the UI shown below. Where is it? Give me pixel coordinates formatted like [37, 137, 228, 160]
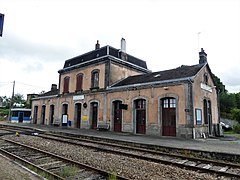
[3, 135, 230, 180]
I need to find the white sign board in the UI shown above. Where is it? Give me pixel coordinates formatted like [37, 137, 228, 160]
[73, 95, 84, 101]
[200, 83, 213, 93]
[62, 115, 68, 123]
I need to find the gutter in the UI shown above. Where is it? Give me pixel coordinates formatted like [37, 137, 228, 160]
[107, 76, 195, 90]
[32, 94, 58, 100]
[187, 78, 195, 139]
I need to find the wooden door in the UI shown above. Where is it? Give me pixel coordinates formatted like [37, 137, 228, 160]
[33, 106, 38, 124]
[91, 102, 98, 129]
[50, 105, 54, 125]
[76, 103, 81, 128]
[162, 98, 176, 136]
[113, 101, 122, 132]
[135, 99, 146, 134]
[41, 106, 46, 125]
[136, 109, 146, 134]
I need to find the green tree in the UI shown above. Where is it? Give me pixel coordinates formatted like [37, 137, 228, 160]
[235, 92, 240, 109]
[231, 108, 240, 123]
[13, 93, 26, 107]
[212, 74, 227, 94]
[220, 92, 236, 113]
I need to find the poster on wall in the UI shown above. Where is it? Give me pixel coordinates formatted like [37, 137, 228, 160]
[62, 114, 68, 127]
[82, 115, 88, 121]
[195, 109, 202, 125]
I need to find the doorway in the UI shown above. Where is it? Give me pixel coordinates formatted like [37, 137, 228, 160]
[90, 102, 98, 129]
[75, 103, 82, 128]
[113, 100, 122, 132]
[49, 105, 54, 125]
[134, 99, 146, 134]
[162, 98, 176, 136]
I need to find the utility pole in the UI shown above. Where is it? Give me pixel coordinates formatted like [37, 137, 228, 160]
[8, 81, 15, 121]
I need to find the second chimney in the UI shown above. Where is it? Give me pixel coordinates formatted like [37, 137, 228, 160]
[51, 84, 57, 91]
[199, 48, 207, 64]
[95, 40, 100, 50]
[121, 38, 126, 53]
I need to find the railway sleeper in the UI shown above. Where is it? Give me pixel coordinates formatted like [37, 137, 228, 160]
[45, 163, 68, 171]
[38, 160, 63, 168]
[210, 166, 229, 172]
[25, 154, 48, 160]
[34, 157, 58, 165]
[226, 168, 240, 175]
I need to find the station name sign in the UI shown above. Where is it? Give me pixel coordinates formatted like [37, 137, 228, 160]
[200, 83, 213, 93]
[73, 95, 84, 101]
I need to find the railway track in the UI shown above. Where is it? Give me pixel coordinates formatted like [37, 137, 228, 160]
[36, 133, 240, 179]
[1, 125, 240, 179]
[0, 137, 128, 180]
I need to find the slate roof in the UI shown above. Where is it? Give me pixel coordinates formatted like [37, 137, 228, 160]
[62, 46, 148, 69]
[112, 63, 205, 87]
[38, 89, 58, 98]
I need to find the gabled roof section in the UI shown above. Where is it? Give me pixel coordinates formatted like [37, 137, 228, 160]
[60, 45, 148, 71]
[112, 63, 205, 87]
[37, 89, 58, 98]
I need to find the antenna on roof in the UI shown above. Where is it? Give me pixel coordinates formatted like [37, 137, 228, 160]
[197, 32, 201, 52]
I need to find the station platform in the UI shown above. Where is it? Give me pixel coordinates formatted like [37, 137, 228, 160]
[0, 121, 240, 155]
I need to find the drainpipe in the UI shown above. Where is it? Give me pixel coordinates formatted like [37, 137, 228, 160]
[188, 78, 195, 139]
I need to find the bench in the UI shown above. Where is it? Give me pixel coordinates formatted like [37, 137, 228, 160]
[97, 124, 110, 131]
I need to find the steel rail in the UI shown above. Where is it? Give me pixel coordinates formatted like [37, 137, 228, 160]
[39, 133, 240, 179]
[43, 132, 240, 168]
[1, 125, 240, 178]
[0, 146, 65, 180]
[1, 138, 129, 180]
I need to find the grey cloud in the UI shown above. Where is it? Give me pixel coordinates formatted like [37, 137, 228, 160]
[22, 62, 44, 73]
[0, 32, 73, 63]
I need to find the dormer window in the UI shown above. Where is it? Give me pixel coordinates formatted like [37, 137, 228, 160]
[204, 73, 208, 85]
[76, 73, 83, 92]
[63, 76, 70, 93]
[91, 69, 99, 89]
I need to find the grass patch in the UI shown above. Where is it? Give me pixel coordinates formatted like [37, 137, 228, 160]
[224, 130, 235, 134]
[59, 165, 78, 177]
[108, 171, 117, 180]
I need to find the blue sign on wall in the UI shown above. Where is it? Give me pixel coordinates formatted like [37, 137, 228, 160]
[0, 13, 4, 37]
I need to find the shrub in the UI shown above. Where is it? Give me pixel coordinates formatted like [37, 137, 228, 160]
[231, 108, 240, 123]
[233, 123, 240, 134]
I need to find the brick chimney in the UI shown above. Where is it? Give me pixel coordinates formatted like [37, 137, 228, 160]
[120, 38, 127, 61]
[121, 38, 126, 53]
[51, 84, 57, 91]
[95, 40, 100, 50]
[199, 48, 207, 64]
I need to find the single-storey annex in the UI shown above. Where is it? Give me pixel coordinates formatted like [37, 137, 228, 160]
[31, 39, 220, 139]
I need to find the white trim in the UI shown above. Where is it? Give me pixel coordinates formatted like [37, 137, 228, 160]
[32, 94, 58, 100]
[108, 76, 195, 90]
[11, 108, 31, 111]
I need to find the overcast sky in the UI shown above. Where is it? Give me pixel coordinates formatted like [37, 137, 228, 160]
[0, 0, 240, 98]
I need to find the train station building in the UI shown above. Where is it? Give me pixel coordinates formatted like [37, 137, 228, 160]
[31, 39, 220, 139]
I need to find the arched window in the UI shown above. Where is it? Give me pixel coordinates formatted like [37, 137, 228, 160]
[91, 70, 99, 89]
[63, 76, 70, 93]
[76, 73, 83, 92]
